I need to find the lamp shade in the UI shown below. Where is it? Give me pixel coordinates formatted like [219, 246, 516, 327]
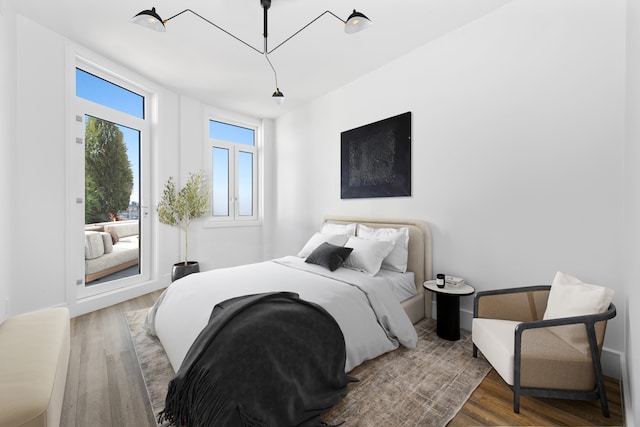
[131, 7, 166, 32]
[272, 88, 284, 105]
[345, 10, 371, 34]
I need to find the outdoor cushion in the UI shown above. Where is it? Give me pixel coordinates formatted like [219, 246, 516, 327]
[84, 231, 104, 260]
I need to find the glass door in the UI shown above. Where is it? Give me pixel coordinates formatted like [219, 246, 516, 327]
[75, 66, 150, 297]
[83, 115, 141, 285]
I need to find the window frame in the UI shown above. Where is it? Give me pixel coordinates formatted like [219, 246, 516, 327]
[203, 109, 261, 227]
[73, 57, 153, 298]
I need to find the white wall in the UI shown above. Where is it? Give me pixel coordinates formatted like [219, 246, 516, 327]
[0, 0, 16, 322]
[13, 14, 68, 313]
[274, 0, 626, 375]
[625, 0, 639, 424]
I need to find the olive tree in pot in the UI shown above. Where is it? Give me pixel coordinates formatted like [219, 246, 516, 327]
[157, 170, 210, 282]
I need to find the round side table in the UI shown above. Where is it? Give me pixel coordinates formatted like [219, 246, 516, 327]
[424, 280, 475, 341]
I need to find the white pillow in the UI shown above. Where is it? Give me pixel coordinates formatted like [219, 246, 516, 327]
[297, 232, 349, 258]
[544, 272, 614, 319]
[357, 224, 409, 273]
[343, 236, 395, 276]
[321, 222, 357, 236]
[543, 271, 614, 353]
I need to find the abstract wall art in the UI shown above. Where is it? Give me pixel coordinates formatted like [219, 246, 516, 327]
[340, 112, 411, 199]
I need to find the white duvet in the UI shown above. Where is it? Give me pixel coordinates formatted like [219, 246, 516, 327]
[145, 256, 418, 373]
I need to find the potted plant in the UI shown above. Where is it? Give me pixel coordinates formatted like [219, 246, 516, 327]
[157, 170, 210, 281]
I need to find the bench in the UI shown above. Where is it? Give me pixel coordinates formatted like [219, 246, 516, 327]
[0, 308, 70, 427]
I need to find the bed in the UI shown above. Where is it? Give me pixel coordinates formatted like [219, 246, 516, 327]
[322, 215, 433, 324]
[145, 215, 432, 375]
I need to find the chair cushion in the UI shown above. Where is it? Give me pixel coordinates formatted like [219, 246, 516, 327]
[543, 272, 614, 353]
[84, 231, 104, 260]
[473, 318, 520, 385]
[104, 221, 139, 239]
[100, 232, 113, 254]
[473, 318, 597, 390]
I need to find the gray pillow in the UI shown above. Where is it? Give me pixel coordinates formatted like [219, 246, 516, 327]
[305, 242, 353, 272]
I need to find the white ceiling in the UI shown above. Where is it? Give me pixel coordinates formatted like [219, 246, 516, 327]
[12, 0, 512, 118]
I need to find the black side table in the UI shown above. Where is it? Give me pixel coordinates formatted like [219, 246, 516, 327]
[424, 280, 475, 341]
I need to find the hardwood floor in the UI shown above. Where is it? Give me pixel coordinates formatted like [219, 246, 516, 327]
[61, 290, 163, 427]
[449, 371, 624, 426]
[61, 291, 625, 426]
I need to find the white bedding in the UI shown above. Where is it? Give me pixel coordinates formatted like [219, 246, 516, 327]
[146, 256, 418, 373]
[377, 269, 417, 302]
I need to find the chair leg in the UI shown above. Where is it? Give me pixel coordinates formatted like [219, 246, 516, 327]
[473, 343, 478, 358]
[587, 324, 610, 418]
[600, 393, 610, 418]
[595, 367, 610, 417]
[513, 390, 520, 414]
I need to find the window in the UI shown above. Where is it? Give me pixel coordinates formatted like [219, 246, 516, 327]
[207, 118, 259, 223]
[76, 68, 145, 119]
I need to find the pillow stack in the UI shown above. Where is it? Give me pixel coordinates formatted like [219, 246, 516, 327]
[296, 222, 410, 276]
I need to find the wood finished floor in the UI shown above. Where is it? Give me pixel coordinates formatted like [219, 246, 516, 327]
[61, 290, 625, 426]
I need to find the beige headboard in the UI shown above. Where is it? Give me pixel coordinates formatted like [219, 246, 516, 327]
[322, 215, 433, 323]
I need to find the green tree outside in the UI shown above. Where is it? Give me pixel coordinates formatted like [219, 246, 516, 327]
[85, 117, 134, 223]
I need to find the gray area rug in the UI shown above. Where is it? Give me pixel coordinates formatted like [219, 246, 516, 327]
[126, 309, 490, 426]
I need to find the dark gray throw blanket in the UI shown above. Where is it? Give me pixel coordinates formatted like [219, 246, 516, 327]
[159, 292, 356, 427]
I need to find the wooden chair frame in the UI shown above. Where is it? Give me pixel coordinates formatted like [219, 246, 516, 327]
[472, 285, 616, 417]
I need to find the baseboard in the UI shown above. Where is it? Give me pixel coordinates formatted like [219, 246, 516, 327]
[431, 302, 623, 379]
[71, 277, 168, 317]
[620, 352, 635, 427]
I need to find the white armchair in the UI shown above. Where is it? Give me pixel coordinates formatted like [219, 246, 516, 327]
[471, 273, 616, 417]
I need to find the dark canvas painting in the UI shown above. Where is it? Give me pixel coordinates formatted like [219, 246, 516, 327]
[341, 112, 411, 199]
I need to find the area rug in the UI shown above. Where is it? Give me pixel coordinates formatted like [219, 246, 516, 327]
[126, 309, 490, 427]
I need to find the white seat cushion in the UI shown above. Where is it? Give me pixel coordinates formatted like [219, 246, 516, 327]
[472, 318, 520, 385]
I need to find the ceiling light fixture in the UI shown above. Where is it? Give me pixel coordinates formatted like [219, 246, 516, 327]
[131, 0, 371, 104]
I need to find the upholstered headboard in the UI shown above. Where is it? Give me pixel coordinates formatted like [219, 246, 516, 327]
[322, 215, 433, 323]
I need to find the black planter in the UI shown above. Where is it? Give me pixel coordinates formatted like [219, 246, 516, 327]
[171, 261, 200, 282]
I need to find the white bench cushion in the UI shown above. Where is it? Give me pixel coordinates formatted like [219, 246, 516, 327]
[0, 308, 70, 427]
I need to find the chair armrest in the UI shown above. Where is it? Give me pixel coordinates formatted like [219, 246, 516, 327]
[515, 303, 616, 351]
[513, 303, 616, 392]
[474, 286, 550, 322]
